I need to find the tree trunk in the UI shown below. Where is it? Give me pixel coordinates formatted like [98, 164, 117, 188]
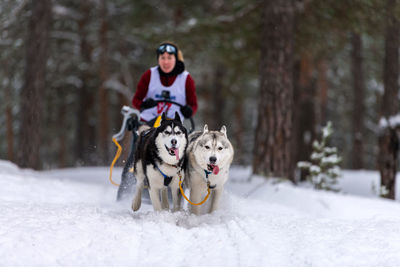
[202, 66, 225, 131]
[18, 0, 51, 169]
[98, 0, 110, 164]
[76, 2, 96, 166]
[211, 64, 225, 130]
[293, 53, 316, 181]
[3, 59, 14, 162]
[58, 102, 67, 168]
[317, 59, 328, 125]
[351, 33, 365, 169]
[118, 93, 131, 164]
[253, 0, 295, 180]
[233, 96, 245, 164]
[379, 0, 399, 200]
[5, 86, 14, 162]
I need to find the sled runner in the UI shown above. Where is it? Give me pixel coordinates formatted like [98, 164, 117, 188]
[110, 96, 195, 201]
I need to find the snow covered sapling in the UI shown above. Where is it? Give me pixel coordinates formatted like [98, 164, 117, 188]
[297, 121, 342, 191]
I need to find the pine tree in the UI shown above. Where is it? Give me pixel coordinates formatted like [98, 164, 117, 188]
[253, 0, 295, 180]
[298, 122, 342, 191]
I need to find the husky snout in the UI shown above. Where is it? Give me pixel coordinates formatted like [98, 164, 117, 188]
[166, 137, 180, 161]
[207, 156, 220, 175]
[209, 156, 217, 164]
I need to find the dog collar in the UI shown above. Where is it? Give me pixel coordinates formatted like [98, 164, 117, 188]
[204, 169, 212, 179]
[156, 165, 173, 186]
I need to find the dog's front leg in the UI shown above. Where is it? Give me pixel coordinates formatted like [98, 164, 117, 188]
[149, 188, 163, 211]
[189, 186, 204, 215]
[209, 188, 223, 213]
[171, 187, 181, 212]
[131, 181, 144, 211]
[161, 188, 169, 210]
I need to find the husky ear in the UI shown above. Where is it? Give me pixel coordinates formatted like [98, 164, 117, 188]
[220, 125, 227, 137]
[203, 124, 209, 133]
[174, 112, 181, 122]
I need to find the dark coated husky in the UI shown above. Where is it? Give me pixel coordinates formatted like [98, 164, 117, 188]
[131, 112, 188, 212]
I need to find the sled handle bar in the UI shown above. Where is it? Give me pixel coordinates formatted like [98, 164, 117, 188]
[112, 106, 141, 141]
[113, 101, 195, 141]
[154, 99, 195, 133]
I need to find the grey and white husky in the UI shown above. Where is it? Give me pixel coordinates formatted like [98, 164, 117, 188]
[186, 125, 234, 215]
[131, 113, 188, 212]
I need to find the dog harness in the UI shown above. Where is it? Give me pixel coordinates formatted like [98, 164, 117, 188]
[156, 165, 174, 186]
[204, 169, 216, 189]
[178, 170, 213, 206]
[153, 166, 216, 205]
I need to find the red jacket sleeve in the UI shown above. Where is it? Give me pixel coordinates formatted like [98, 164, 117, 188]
[185, 74, 198, 115]
[132, 69, 151, 110]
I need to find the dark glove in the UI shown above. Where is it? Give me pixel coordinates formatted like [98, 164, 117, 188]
[126, 117, 139, 131]
[140, 99, 157, 110]
[180, 105, 193, 118]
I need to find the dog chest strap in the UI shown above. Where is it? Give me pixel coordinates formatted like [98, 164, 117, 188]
[156, 166, 173, 186]
[208, 183, 216, 189]
[163, 176, 173, 186]
[204, 170, 212, 179]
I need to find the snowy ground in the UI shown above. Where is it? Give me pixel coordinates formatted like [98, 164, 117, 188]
[1, 159, 400, 267]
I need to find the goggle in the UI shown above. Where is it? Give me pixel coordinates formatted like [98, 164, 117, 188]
[157, 44, 177, 55]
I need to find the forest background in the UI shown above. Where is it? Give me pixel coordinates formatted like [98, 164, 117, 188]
[1, 0, 399, 198]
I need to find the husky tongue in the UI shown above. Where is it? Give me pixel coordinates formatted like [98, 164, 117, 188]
[212, 165, 220, 175]
[172, 148, 179, 160]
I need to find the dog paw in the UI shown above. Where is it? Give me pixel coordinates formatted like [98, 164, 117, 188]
[132, 199, 141, 212]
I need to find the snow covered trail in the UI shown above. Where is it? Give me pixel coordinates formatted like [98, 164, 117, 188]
[1, 161, 400, 267]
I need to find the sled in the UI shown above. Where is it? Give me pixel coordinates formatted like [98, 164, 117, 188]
[111, 97, 195, 201]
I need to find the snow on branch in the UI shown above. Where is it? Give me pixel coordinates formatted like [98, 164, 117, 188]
[53, 5, 82, 20]
[379, 114, 400, 129]
[104, 78, 132, 101]
[1, 0, 29, 31]
[130, 2, 262, 36]
[214, 3, 261, 24]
